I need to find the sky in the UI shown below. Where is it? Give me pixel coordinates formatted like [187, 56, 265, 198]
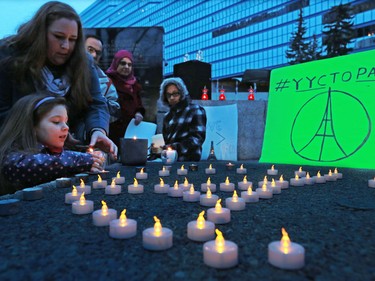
[0, 0, 96, 39]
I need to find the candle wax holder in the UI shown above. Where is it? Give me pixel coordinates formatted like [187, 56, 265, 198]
[201, 183, 217, 192]
[203, 240, 238, 269]
[199, 194, 219, 207]
[168, 186, 184, 197]
[225, 197, 246, 211]
[154, 184, 170, 194]
[187, 220, 215, 242]
[207, 207, 231, 224]
[92, 209, 117, 226]
[268, 241, 305, 270]
[72, 200, 94, 215]
[240, 190, 259, 203]
[109, 219, 137, 239]
[143, 227, 173, 251]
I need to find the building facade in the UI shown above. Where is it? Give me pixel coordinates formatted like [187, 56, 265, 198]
[81, 0, 375, 96]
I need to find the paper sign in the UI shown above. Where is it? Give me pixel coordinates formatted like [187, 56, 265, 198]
[260, 49, 375, 169]
[124, 119, 157, 148]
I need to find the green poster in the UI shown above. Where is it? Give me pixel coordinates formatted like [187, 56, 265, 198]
[260, 50, 375, 169]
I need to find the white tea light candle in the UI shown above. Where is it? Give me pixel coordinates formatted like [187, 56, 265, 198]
[187, 211, 215, 242]
[109, 209, 137, 239]
[201, 177, 217, 192]
[207, 199, 231, 224]
[143, 216, 173, 251]
[219, 177, 235, 192]
[72, 193, 94, 215]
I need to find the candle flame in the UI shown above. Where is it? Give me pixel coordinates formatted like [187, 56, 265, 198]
[209, 164, 212, 169]
[79, 192, 86, 205]
[299, 166, 302, 172]
[189, 184, 195, 193]
[140, 168, 144, 174]
[262, 183, 267, 191]
[271, 165, 275, 170]
[174, 180, 179, 189]
[317, 171, 321, 177]
[180, 165, 185, 170]
[295, 174, 299, 180]
[240, 164, 244, 169]
[207, 187, 212, 198]
[159, 178, 164, 186]
[279, 175, 284, 182]
[80, 179, 85, 187]
[247, 186, 253, 194]
[306, 172, 310, 179]
[197, 211, 205, 229]
[184, 177, 189, 186]
[116, 171, 121, 178]
[225, 176, 230, 185]
[119, 209, 127, 226]
[328, 169, 332, 176]
[215, 199, 222, 212]
[101, 200, 108, 216]
[280, 227, 291, 254]
[263, 175, 268, 183]
[215, 229, 225, 253]
[271, 178, 276, 187]
[334, 168, 338, 174]
[97, 174, 102, 182]
[232, 190, 238, 202]
[72, 185, 77, 196]
[111, 179, 116, 187]
[207, 177, 211, 185]
[243, 175, 247, 183]
[153, 216, 162, 236]
[162, 166, 166, 171]
[133, 178, 138, 187]
[88, 147, 94, 154]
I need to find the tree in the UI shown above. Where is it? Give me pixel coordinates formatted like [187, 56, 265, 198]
[322, 3, 355, 58]
[285, 7, 310, 65]
[306, 34, 322, 61]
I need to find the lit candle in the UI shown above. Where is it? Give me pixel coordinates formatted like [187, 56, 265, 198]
[368, 177, 375, 188]
[65, 186, 81, 204]
[219, 177, 235, 192]
[22, 187, 44, 201]
[302, 172, 315, 185]
[56, 177, 72, 188]
[179, 177, 191, 191]
[313, 171, 326, 184]
[177, 164, 188, 176]
[225, 190, 246, 211]
[158, 166, 170, 177]
[205, 164, 216, 175]
[183, 184, 201, 202]
[92, 200, 117, 227]
[154, 178, 170, 194]
[238, 175, 252, 190]
[294, 166, 306, 178]
[207, 199, 231, 224]
[200, 187, 219, 207]
[324, 169, 337, 182]
[187, 211, 215, 242]
[258, 175, 270, 188]
[143, 216, 173, 251]
[290, 174, 305, 187]
[136, 168, 148, 180]
[270, 178, 281, 194]
[72, 193, 94, 215]
[76, 179, 91, 194]
[255, 183, 273, 199]
[92, 174, 107, 189]
[105, 179, 122, 195]
[225, 162, 235, 171]
[276, 175, 289, 189]
[168, 180, 184, 197]
[333, 168, 343, 179]
[109, 209, 137, 239]
[268, 227, 305, 270]
[267, 165, 278, 176]
[201, 177, 217, 192]
[203, 229, 238, 269]
[112, 171, 125, 185]
[161, 147, 177, 165]
[236, 164, 247, 175]
[241, 187, 259, 203]
[128, 178, 144, 194]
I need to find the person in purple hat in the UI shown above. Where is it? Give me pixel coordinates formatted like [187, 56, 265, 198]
[106, 50, 145, 147]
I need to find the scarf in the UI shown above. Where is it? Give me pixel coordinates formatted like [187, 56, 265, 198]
[38, 66, 71, 96]
[105, 50, 136, 86]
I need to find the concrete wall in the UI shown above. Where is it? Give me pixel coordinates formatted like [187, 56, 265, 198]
[156, 100, 268, 160]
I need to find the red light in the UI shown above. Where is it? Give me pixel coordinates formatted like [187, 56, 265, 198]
[201, 86, 209, 100]
[248, 87, 255, 101]
[219, 87, 226, 101]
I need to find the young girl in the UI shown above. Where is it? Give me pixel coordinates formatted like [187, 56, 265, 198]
[0, 94, 105, 195]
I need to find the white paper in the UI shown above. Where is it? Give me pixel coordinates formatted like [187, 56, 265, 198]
[124, 118, 157, 147]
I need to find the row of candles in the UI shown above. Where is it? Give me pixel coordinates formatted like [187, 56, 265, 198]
[63, 164, 346, 269]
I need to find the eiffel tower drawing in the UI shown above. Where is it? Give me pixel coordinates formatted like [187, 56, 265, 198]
[296, 87, 347, 161]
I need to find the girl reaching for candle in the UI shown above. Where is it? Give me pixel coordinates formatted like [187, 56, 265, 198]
[0, 94, 105, 195]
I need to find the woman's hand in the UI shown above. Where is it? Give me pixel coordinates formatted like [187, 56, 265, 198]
[89, 129, 118, 160]
[134, 112, 143, 125]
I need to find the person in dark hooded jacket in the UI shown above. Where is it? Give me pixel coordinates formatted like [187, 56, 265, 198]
[158, 77, 206, 161]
